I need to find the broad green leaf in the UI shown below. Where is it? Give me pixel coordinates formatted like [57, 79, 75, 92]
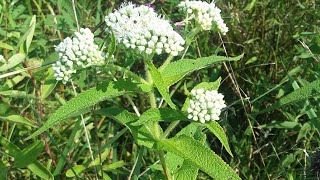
[0, 136, 53, 179]
[14, 141, 45, 168]
[0, 114, 37, 127]
[132, 108, 187, 126]
[158, 135, 240, 180]
[26, 80, 142, 139]
[131, 123, 156, 148]
[66, 165, 85, 177]
[160, 55, 243, 87]
[292, 79, 320, 133]
[146, 60, 176, 109]
[102, 160, 125, 171]
[206, 121, 233, 157]
[258, 79, 320, 114]
[166, 123, 204, 180]
[192, 77, 221, 91]
[26, 15, 36, 53]
[0, 53, 25, 72]
[175, 161, 198, 180]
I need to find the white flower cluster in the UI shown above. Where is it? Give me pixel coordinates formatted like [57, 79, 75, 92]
[105, 2, 185, 56]
[187, 88, 226, 123]
[53, 28, 104, 84]
[178, 0, 229, 35]
[0, 55, 4, 61]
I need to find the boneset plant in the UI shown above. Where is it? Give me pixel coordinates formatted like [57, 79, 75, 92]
[24, 1, 243, 179]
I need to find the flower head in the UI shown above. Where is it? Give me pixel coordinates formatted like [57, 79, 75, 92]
[105, 2, 185, 56]
[179, 0, 229, 34]
[187, 88, 226, 123]
[53, 28, 105, 84]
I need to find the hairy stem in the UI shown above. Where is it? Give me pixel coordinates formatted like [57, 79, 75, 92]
[145, 58, 171, 180]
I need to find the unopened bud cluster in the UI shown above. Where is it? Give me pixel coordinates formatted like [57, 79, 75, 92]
[178, 0, 229, 34]
[187, 89, 226, 123]
[105, 2, 185, 56]
[53, 28, 104, 84]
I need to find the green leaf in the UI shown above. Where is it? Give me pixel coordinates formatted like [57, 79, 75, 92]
[53, 120, 81, 176]
[174, 161, 198, 180]
[66, 165, 85, 177]
[0, 160, 8, 179]
[0, 90, 37, 99]
[102, 160, 125, 171]
[95, 108, 156, 148]
[158, 135, 240, 180]
[26, 80, 142, 140]
[258, 79, 320, 114]
[26, 15, 36, 53]
[166, 123, 205, 180]
[160, 55, 243, 87]
[0, 42, 14, 50]
[0, 53, 25, 72]
[0, 136, 53, 179]
[41, 68, 57, 100]
[191, 77, 221, 91]
[96, 108, 139, 130]
[260, 121, 301, 129]
[131, 123, 156, 148]
[14, 141, 45, 168]
[132, 108, 187, 126]
[0, 114, 37, 127]
[107, 31, 116, 58]
[297, 122, 311, 142]
[2, 74, 26, 89]
[206, 121, 233, 157]
[146, 60, 176, 109]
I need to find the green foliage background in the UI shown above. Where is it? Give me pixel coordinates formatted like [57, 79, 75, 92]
[0, 0, 319, 179]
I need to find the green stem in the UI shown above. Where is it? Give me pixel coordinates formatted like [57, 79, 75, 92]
[161, 120, 180, 139]
[145, 58, 171, 180]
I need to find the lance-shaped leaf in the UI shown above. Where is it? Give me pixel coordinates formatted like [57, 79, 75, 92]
[26, 80, 142, 139]
[132, 108, 187, 126]
[158, 135, 240, 180]
[206, 121, 233, 157]
[0, 53, 25, 72]
[258, 79, 320, 114]
[160, 55, 243, 87]
[146, 60, 176, 109]
[0, 115, 37, 127]
[166, 123, 205, 180]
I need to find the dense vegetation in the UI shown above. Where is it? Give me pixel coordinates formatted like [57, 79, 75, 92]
[0, 0, 319, 179]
